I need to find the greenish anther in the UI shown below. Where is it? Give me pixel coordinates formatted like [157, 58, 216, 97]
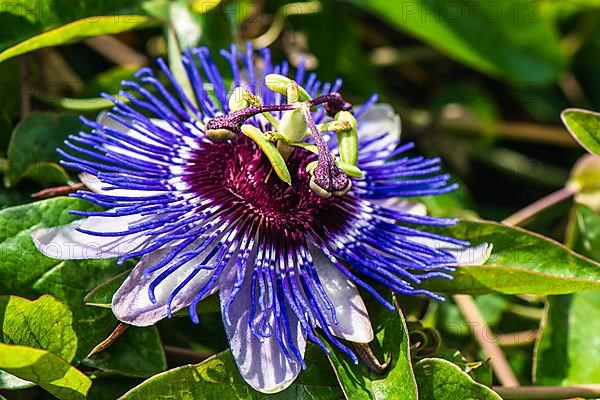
[334, 111, 359, 166]
[265, 74, 312, 101]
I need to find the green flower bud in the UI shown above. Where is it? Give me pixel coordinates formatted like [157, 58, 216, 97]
[335, 111, 358, 166]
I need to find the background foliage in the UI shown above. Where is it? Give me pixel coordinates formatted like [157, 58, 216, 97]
[1, 0, 600, 399]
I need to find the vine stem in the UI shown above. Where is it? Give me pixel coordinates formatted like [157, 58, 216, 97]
[452, 294, 520, 387]
[85, 323, 129, 358]
[502, 186, 576, 227]
[84, 36, 148, 67]
[492, 384, 600, 399]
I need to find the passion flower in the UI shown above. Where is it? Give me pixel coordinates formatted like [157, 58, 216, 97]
[32, 44, 490, 393]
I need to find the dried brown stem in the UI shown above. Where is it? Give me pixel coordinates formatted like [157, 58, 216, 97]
[31, 183, 86, 199]
[496, 330, 538, 347]
[85, 36, 148, 67]
[493, 384, 600, 399]
[502, 186, 576, 227]
[453, 294, 520, 387]
[86, 323, 129, 358]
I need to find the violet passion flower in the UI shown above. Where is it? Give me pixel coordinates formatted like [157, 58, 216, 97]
[32, 44, 491, 393]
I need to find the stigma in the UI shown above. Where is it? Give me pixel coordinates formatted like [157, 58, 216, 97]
[204, 74, 361, 198]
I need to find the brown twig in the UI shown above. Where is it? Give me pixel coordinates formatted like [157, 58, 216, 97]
[453, 294, 520, 387]
[493, 384, 600, 399]
[31, 183, 86, 199]
[84, 36, 148, 67]
[496, 330, 538, 347]
[438, 105, 578, 148]
[502, 186, 576, 227]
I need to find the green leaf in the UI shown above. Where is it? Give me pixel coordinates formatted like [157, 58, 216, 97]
[350, 0, 565, 84]
[0, 370, 35, 390]
[0, 0, 161, 63]
[5, 112, 83, 187]
[435, 350, 493, 387]
[29, 259, 124, 364]
[421, 220, 600, 295]
[567, 203, 600, 260]
[119, 346, 342, 399]
[83, 326, 166, 378]
[0, 295, 77, 361]
[0, 343, 92, 400]
[0, 197, 166, 373]
[414, 358, 501, 399]
[326, 301, 418, 400]
[0, 197, 99, 296]
[561, 108, 600, 156]
[32, 258, 166, 373]
[534, 292, 600, 385]
[534, 204, 600, 385]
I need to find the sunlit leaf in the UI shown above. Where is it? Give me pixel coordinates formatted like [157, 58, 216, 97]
[534, 204, 600, 385]
[0, 198, 166, 374]
[414, 358, 501, 399]
[0, 343, 92, 400]
[0, 295, 77, 361]
[32, 258, 167, 375]
[0, 197, 98, 296]
[326, 301, 418, 400]
[350, 0, 565, 84]
[422, 220, 600, 295]
[119, 346, 342, 399]
[561, 108, 600, 156]
[0, 0, 162, 63]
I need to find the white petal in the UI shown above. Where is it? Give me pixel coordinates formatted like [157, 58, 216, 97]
[97, 112, 171, 149]
[312, 248, 374, 343]
[111, 242, 219, 327]
[32, 214, 152, 260]
[377, 199, 427, 216]
[357, 103, 401, 156]
[407, 237, 492, 266]
[219, 261, 306, 393]
[79, 172, 165, 198]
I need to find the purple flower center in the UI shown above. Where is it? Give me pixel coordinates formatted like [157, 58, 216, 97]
[183, 135, 347, 233]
